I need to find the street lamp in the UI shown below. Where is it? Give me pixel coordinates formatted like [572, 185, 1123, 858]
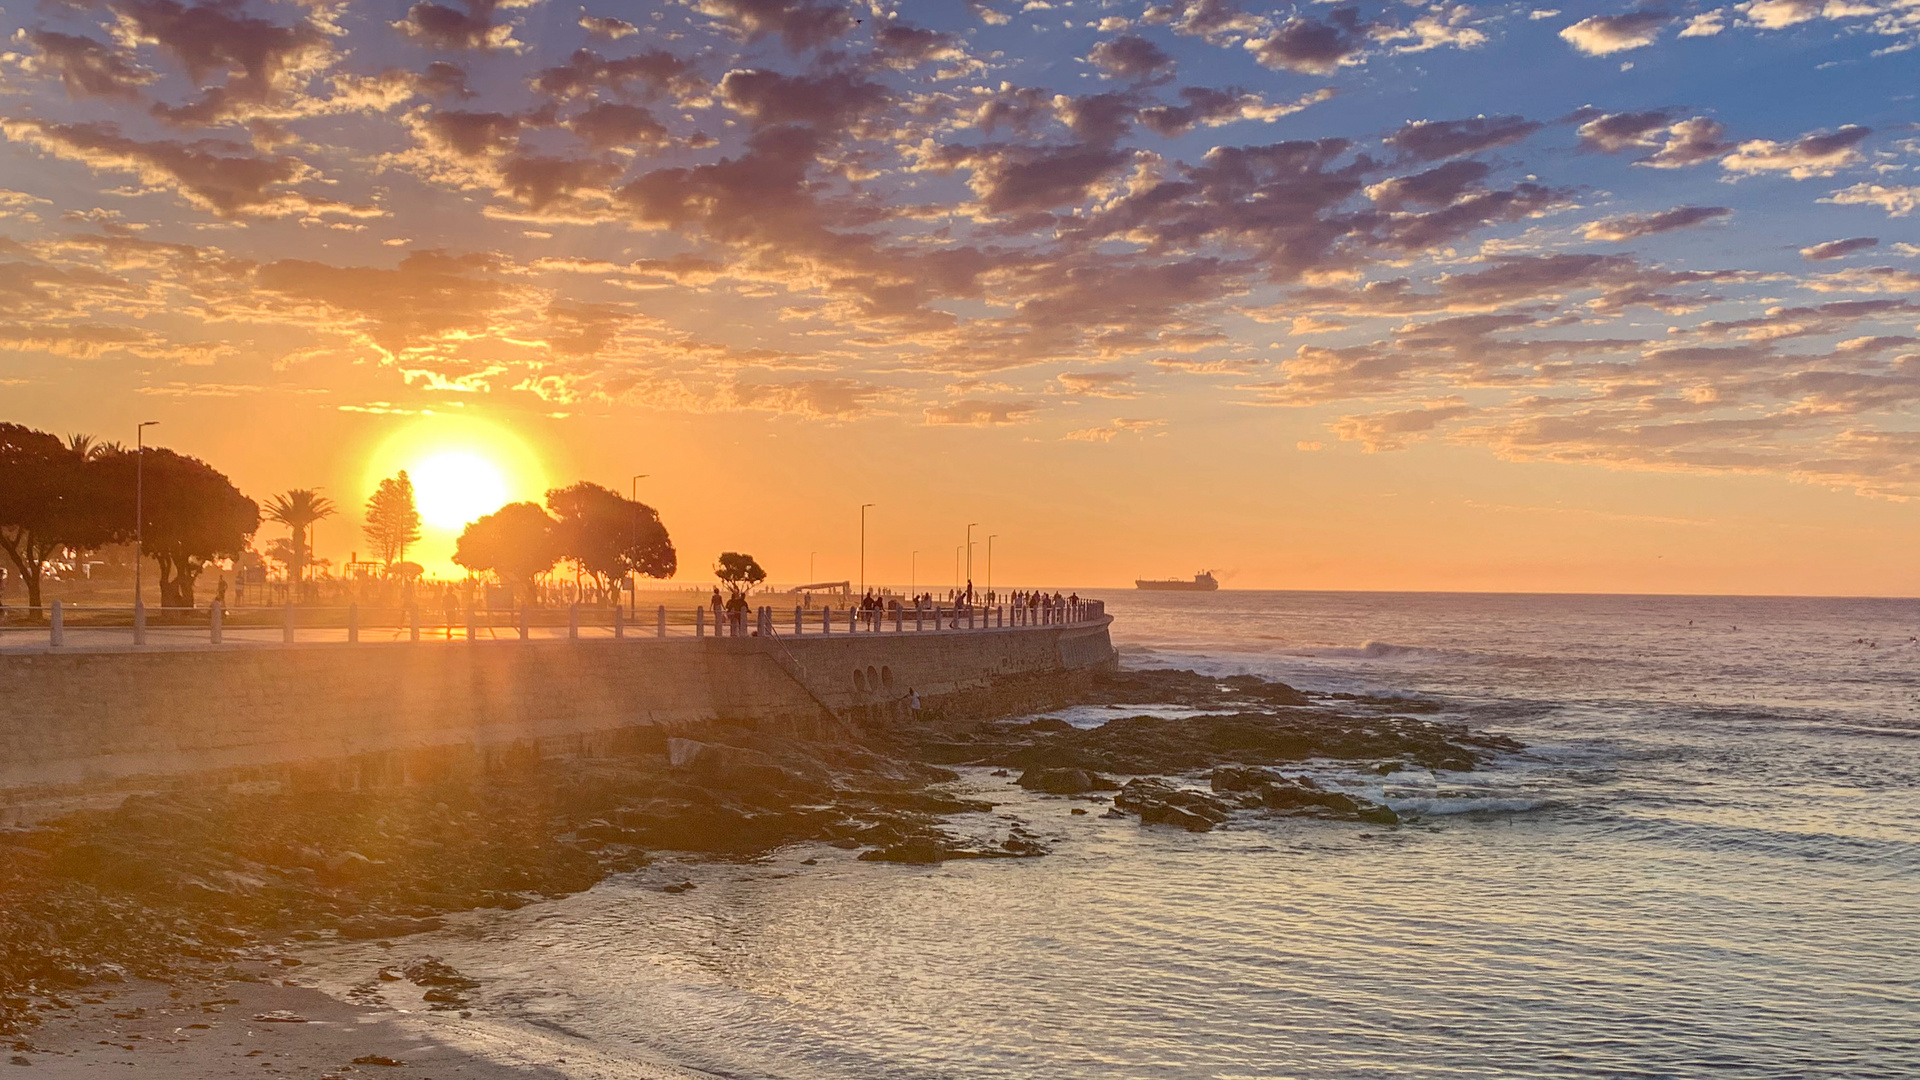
[911, 550, 918, 598]
[954, 545, 961, 593]
[859, 503, 874, 596]
[965, 522, 978, 602]
[988, 534, 997, 603]
[134, 421, 158, 614]
[627, 474, 648, 617]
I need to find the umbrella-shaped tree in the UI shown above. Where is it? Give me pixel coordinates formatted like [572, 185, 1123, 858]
[453, 502, 559, 605]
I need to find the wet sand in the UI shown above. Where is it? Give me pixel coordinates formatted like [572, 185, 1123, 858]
[14, 968, 711, 1079]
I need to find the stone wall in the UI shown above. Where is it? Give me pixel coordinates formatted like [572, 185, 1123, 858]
[0, 619, 1114, 822]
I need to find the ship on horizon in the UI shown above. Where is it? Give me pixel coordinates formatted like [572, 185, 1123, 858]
[1135, 570, 1219, 591]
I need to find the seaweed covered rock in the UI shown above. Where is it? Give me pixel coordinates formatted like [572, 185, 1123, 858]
[1113, 778, 1233, 832]
[1017, 767, 1118, 794]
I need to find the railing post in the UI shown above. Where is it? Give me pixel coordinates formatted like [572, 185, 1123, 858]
[347, 602, 359, 644]
[134, 597, 147, 646]
[915, 607, 923, 632]
[568, 602, 580, 641]
[894, 606, 903, 632]
[209, 600, 222, 645]
[615, 606, 625, 639]
[409, 604, 420, 642]
[822, 605, 831, 635]
[848, 607, 857, 634]
[465, 603, 476, 641]
[695, 606, 705, 638]
[967, 606, 975, 630]
[283, 602, 294, 644]
[934, 604, 942, 630]
[795, 605, 803, 635]
[50, 600, 63, 647]
[657, 604, 666, 638]
[518, 603, 529, 641]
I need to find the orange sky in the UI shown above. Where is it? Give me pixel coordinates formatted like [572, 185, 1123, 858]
[4, 0, 1918, 595]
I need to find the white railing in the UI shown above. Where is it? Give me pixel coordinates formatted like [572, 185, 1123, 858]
[0, 597, 1107, 651]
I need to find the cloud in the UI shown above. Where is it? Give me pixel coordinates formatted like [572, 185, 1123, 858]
[16, 29, 155, 100]
[578, 13, 638, 39]
[718, 68, 892, 136]
[396, 0, 524, 51]
[1385, 115, 1543, 161]
[924, 398, 1040, 425]
[1137, 87, 1333, 138]
[1573, 109, 1674, 152]
[1801, 237, 1879, 261]
[1559, 11, 1672, 55]
[1722, 126, 1871, 179]
[532, 48, 703, 101]
[729, 378, 879, 417]
[1582, 205, 1732, 241]
[1246, 9, 1374, 74]
[1089, 34, 1176, 80]
[1332, 397, 1474, 451]
[1823, 183, 1919, 217]
[873, 23, 968, 68]
[567, 103, 671, 149]
[694, 0, 857, 51]
[0, 119, 376, 219]
[1057, 370, 1137, 397]
[1063, 425, 1117, 441]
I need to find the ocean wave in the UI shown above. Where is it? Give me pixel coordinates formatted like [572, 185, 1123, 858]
[1385, 795, 1551, 816]
[1289, 640, 1433, 660]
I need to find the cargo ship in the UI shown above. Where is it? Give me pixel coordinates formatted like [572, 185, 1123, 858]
[1135, 570, 1219, 591]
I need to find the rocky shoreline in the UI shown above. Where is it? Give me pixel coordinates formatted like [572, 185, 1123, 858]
[1, 668, 1520, 1047]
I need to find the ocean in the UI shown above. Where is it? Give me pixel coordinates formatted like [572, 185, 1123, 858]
[312, 592, 1920, 1079]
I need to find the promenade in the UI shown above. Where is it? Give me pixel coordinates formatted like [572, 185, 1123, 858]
[0, 598, 1107, 652]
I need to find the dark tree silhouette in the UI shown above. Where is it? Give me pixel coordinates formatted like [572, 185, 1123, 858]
[546, 481, 676, 596]
[0, 423, 126, 611]
[453, 502, 559, 604]
[713, 551, 766, 599]
[263, 489, 336, 596]
[108, 448, 259, 609]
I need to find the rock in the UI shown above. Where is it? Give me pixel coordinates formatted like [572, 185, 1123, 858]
[337, 915, 443, 941]
[351, 1055, 406, 1067]
[250, 1012, 308, 1023]
[1209, 766, 1284, 793]
[1016, 767, 1118, 794]
[1112, 778, 1232, 832]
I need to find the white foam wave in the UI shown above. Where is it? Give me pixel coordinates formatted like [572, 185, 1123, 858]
[1290, 640, 1430, 660]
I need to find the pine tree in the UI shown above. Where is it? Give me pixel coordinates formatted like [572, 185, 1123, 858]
[363, 471, 422, 568]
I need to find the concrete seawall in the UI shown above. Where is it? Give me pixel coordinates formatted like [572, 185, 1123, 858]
[0, 619, 1115, 822]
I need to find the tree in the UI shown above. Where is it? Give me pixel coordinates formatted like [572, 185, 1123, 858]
[363, 471, 422, 568]
[713, 552, 766, 599]
[264, 489, 336, 596]
[106, 447, 258, 609]
[0, 424, 126, 611]
[453, 502, 558, 604]
[546, 481, 676, 597]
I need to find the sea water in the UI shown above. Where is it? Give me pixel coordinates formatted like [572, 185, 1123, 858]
[359, 592, 1920, 1079]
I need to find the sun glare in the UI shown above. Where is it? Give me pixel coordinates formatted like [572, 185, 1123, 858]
[361, 418, 549, 577]
[411, 451, 509, 529]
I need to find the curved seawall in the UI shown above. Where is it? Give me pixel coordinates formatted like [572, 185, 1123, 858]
[0, 618, 1115, 823]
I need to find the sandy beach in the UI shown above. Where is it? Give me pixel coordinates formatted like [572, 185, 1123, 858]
[13, 960, 711, 1080]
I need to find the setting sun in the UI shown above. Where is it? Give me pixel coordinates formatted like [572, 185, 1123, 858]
[410, 451, 509, 530]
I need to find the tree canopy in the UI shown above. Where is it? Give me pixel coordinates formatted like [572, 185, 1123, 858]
[363, 471, 422, 568]
[713, 552, 766, 599]
[264, 489, 336, 594]
[453, 502, 558, 603]
[546, 481, 676, 595]
[111, 448, 259, 609]
[0, 423, 128, 609]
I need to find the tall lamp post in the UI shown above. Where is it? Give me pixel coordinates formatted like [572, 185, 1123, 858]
[987, 534, 997, 604]
[627, 474, 648, 617]
[965, 522, 978, 603]
[910, 550, 918, 598]
[859, 503, 874, 596]
[954, 545, 961, 594]
[134, 421, 159, 618]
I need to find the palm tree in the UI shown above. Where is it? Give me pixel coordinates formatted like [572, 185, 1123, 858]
[264, 489, 336, 599]
[65, 433, 123, 460]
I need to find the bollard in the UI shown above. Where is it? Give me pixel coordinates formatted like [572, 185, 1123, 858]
[894, 606, 903, 632]
[210, 600, 222, 645]
[466, 604, 476, 641]
[348, 603, 359, 644]
[409, 604, 420, 643]
[134, 598, 147, 646]
[283, 602, 295, 644]
[822, 605, 831, 634]
[848, 607, 857, 634]
[518, 604, 529, 641]
[695, 606, 705, 637]
[795, 605, 803, 636]
[50, 600, 64, 647]
[569, 602, 580, 641]
[915, 607, 924, 632]
[658, 604, 666, 638]
[934, 604, 943, 630]
[614, 606, 625, 639]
